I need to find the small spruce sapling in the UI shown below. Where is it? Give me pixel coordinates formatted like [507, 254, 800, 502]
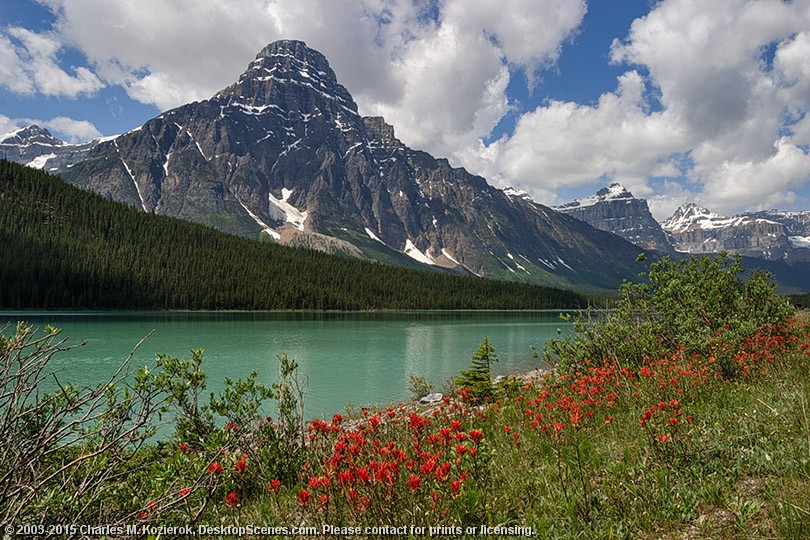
[455, 337, 499, 402]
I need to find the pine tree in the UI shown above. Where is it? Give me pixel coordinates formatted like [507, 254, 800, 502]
[455, 337, 499, 402]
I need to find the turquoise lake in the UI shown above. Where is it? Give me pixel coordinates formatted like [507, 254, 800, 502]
[1, 311, 573, 418]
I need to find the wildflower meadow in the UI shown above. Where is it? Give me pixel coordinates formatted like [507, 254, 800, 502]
[1, 254, 809, 538]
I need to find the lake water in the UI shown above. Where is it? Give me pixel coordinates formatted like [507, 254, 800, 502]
[1, 311, 572, 418]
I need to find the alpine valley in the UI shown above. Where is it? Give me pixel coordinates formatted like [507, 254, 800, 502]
[36, 40, 644, 293]
[4, 40, 809, 293]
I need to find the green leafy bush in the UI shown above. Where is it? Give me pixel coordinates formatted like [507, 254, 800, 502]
[545, 253, 795, 378]
[0, 324, 306, 527]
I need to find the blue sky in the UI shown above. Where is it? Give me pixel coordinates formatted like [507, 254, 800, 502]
[1, 0, 809, 219]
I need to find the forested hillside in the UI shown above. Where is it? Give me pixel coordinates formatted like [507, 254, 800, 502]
[0, 160, 584, 310]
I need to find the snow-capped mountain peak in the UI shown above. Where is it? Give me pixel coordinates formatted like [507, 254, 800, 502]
[555, 182, 633, 210]
[0, 124, 104, 173]
[553, 183, 674, 252]
[661, 203, 726, 233]
[502, 186, 533, 202]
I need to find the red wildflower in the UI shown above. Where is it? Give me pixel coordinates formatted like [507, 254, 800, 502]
[356, 468, 371, 483]
[297, 489, 311, 507]
[268, 479, 281, 493]
[469, 429, 484, 443]
[235, 458, 248, 474]
[308, 476, 331, 490]
[225, 491, 239, 508]
[179, 442, 189, 452]
[657, 434, 671, 444]
[178, 488, 191, 498]
[450, 480, 461, 497]
[208, 462, 223, 475]
[407, 475, 421, 490]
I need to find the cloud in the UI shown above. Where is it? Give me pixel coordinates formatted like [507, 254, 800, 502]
[0, 35, 35, 94]
[0, 114, 101, 143]
[38, 116, 102, 142]
[22, 0, 586, 163]
[701, 138, 810, 211]
[363, 0, 587, 163]
[0, 26, 103, 98]
[0, 115, 22, 136]
[474, 0, 810, 217]
[5, 0, 808, 219]
[493, 71, 687, 190]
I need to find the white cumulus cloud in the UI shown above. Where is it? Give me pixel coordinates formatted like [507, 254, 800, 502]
[0, 26, 103, 98]
[6, 0, 587, 169]
[476, 0, 810, 218]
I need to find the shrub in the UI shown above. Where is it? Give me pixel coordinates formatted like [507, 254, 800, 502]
[545, 253, 795, 377]
[408, 374, 434, 400]
[0, 323, 306, 527]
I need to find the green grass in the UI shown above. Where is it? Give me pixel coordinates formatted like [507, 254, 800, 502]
[3, 282, 809, 537]
[150, 317, 809, 539]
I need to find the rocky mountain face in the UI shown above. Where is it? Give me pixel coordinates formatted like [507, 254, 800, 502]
[0, 125, 101, 173]
[60, 40, 644, 291]
[555, 183, 673, 252]
[661, 203, 810, 262]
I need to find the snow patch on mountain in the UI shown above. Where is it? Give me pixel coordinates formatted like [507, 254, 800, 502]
[237, 197, 280, 240]
[790, 236, 810, 249]
[27, 153, 57, 169]
[404, 239, 436, 265]
[268, 188, 308, 231]
[364, 227, 385, 244]
[441, 248, 459, 265]
[662, 203, 779, 233]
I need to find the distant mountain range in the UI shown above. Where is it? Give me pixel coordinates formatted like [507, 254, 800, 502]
[661, 204, 810, 262]
[0, 125, 107, 174]
[555, 183, 810, 291]
[555, 183, 810, 262]
[3, 40, 808, 293]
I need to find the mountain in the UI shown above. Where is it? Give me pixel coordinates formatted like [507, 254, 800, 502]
[0, 125, 104, 173]
[60, 40, 645, 292]
[0, 159, 584, 310]
[554, 183, 673, 252]
[556, 186, 810, 292]
[661, 203, 810, 262]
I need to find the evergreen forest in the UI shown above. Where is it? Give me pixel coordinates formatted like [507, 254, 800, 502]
[0, 160, 585, 310]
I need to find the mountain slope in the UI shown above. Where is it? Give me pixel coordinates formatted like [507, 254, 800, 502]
[61, 40, 644, 292]
[0, 160, 585, 310]
[555, 183, 673, 253]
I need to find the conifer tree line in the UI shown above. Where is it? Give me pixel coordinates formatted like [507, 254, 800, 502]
[0, 160, 585, 310]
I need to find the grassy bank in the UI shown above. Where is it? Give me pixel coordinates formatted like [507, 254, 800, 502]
[2, 255, 809, 538]
[185, 317, 810, 539]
